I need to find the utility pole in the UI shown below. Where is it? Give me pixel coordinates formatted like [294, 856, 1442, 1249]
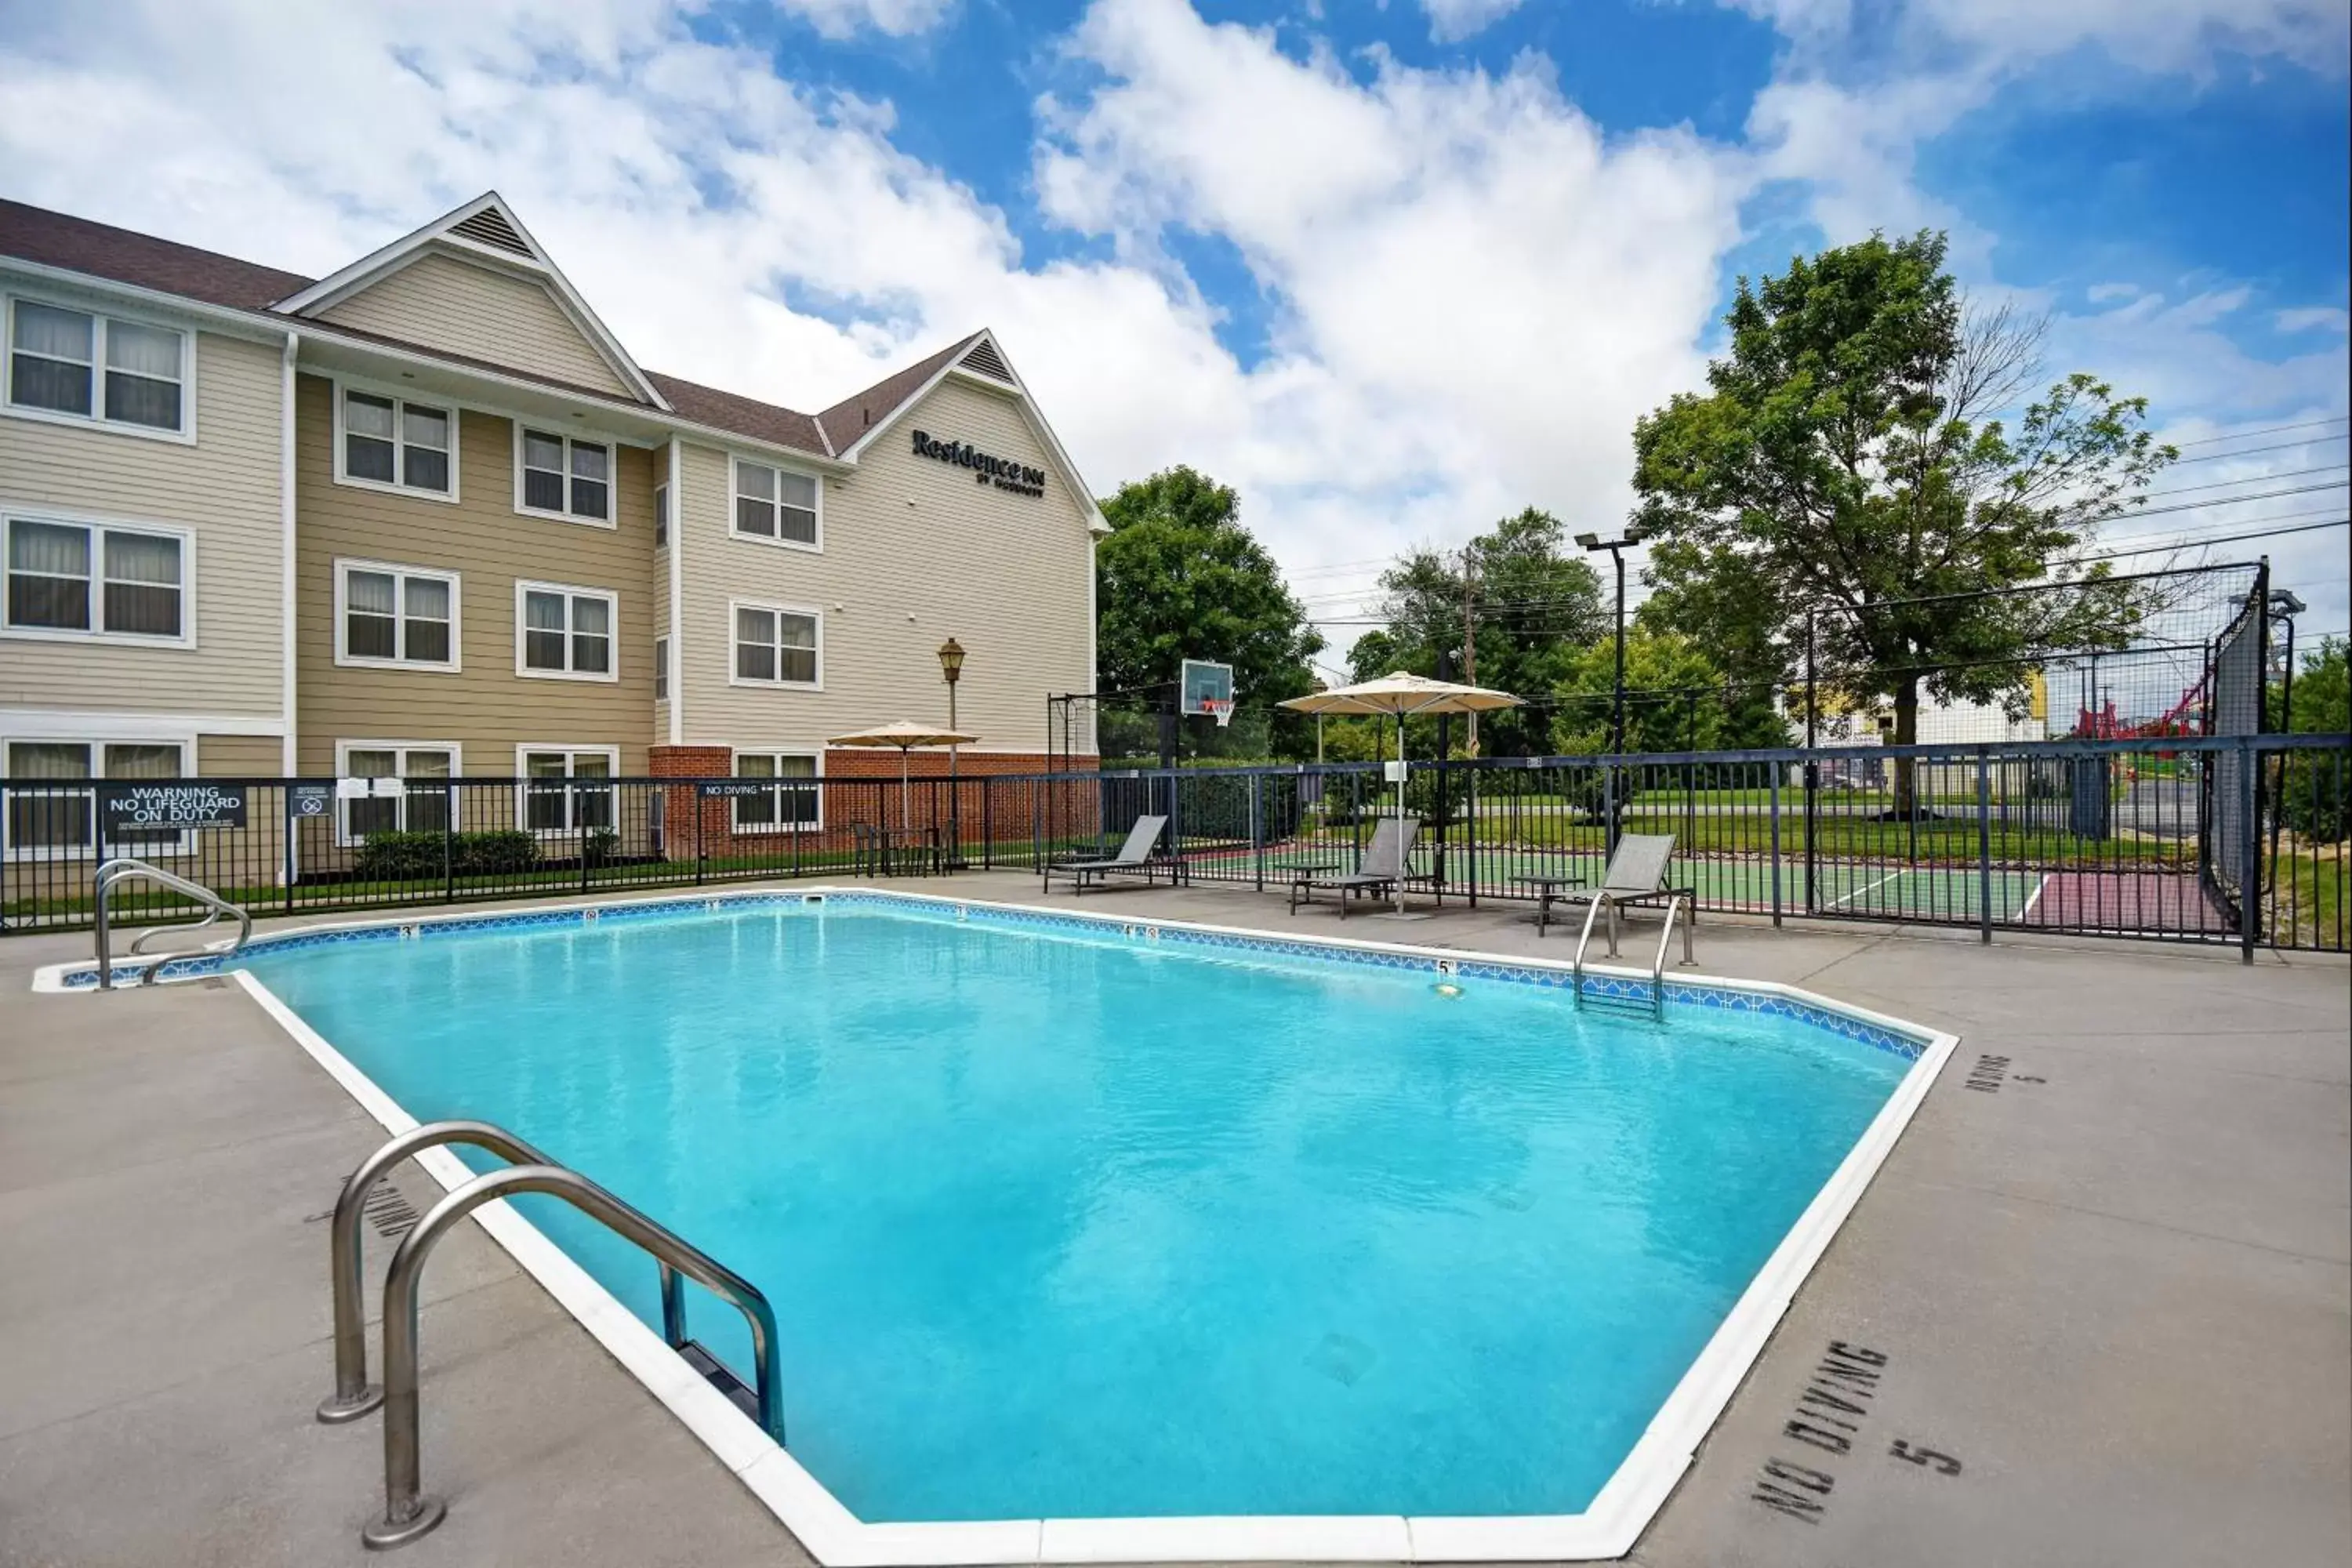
[1461, 543, 1479, 756]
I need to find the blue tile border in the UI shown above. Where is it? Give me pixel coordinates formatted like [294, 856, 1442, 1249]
[56, 886, 1933, 1059]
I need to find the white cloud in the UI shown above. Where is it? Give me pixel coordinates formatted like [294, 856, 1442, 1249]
[1419, 0, 1526, 44]
[772, 0, 959, 41]
[2277, 307, 2352, 335]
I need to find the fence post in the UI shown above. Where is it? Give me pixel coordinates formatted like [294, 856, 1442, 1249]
[1467, 763, 1479, 908]
[283, 784, 298, 916]
[695, 782, 706, 886]
[1250, 772, 1265, 893]
[1032, 777, 1044, 872]
[442, 783, 456, 908]
[1769, 765, 1782, 927]
[1976, 752, 1992, 946]
[1803, 753, 1819, 917]
[982, 779, 994, 871]
[2241, 737, 2260, 964]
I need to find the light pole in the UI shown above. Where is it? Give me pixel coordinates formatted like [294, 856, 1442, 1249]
[1574, 527, 1646, 755]
[938, 637, 965, 868]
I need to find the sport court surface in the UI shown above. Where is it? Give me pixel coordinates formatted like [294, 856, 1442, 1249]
[0, 876, 2342, 1567]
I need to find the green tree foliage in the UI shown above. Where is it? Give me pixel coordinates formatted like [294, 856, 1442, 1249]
[2276, 636, 2350, 841]
[1549, 630, 1790, 754]
[1095, 466, 1324, 711]
[1358, 508, 1605, 757]
[1632, 230, 2176, 804]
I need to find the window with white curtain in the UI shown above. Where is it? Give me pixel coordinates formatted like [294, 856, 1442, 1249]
[335, 743, 456, 841]
[521, 748, 615, 833]
[732, 459, 820, 547]
[517, 582, 615, 679]
[336, 561, 456, 667]
[731, 751, 820, 832]
[339, 387, 453, 495]
[731, 602, 819, 686]
[2, 738, 188, 857]
[5, 298, 187, 434]
[3, 516, 186, 641]
[518, 428, 611, 522]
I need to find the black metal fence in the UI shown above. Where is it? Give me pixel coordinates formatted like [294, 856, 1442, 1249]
[5, 735, 2347, 956]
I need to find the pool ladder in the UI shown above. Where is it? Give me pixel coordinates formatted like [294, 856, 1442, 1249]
[318, 1120, 785, 1550]
[1570, 891, 1694, 1023]
[91, 857, 251, 989]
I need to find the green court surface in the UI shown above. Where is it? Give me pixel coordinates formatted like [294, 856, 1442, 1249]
[1194, 840, 2049, 920]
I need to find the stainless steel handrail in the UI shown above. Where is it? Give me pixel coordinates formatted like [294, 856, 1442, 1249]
[361, 1163, 786, 1550]
[317, 1120, 556, 1424]
[1570, 890, 1694, 1018]
[93, 857, 251, 989]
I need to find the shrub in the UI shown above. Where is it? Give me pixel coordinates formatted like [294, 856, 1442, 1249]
[354, 828, 540, 880]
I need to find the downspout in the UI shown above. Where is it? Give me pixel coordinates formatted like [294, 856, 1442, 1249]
[281, 332, 299, 775]
[667, 437, 684, 747]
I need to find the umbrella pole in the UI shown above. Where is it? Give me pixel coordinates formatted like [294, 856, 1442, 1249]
[1394, 711, 1407, 914]
[899, 748, 911, 836]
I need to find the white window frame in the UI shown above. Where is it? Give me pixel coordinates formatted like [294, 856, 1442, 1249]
[514, 744, 622, 838]
[653, 634, 670, 704]
[728, 747, 823, 834]
[332, 739, 463, 848]
[2, 732, 195, 861]
[514, 579, 619, 683]
[331, 378, 460, 503]
[729, 455, 823, 554]
[2, 292, 197, 445]
[654, 481, 670, 549]
[512, 423, 618, 528]
[332, 558, 461, 673]
[2, 508, 196, 649]
[728, 598, 823, 690]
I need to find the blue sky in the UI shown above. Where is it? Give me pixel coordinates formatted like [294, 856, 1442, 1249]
[2, 0, 2344, 644]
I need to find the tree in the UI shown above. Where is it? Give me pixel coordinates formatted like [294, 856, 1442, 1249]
[1360, 508, 1605, 757]
[2275, 636, 2350, 842]
[1632, 230, 2175, 810]
[1549, 629, 1791, 755]
[1094, 466, 1326, 721]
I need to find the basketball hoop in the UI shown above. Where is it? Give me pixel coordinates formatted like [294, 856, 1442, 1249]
[1201, 697, 1234, 728]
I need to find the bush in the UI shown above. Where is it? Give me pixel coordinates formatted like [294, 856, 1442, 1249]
[355, 829, 540, 880]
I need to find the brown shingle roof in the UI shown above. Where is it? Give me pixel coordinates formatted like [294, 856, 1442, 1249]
[815, 332, 980, 453]
[0, 198, 310, 310]
[0, 198, 987, 463]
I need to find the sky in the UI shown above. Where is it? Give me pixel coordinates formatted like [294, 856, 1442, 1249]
[1, 0, 2344, 675]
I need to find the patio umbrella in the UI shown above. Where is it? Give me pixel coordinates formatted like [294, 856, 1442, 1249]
[826, 720, 981, 833]
[1279, 672, 1523, 912]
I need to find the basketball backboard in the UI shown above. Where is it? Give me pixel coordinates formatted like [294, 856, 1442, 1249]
[1179, 659, 1236, 724]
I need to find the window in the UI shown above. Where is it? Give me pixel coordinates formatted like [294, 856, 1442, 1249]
[517, 582, 615, 681]
[731, 751, 820, 833]
[335, 743, 456, 843]
[654, 482, 669, 547]
[731, 602, 820, 687]
[336, 561, 457, 669]
[732, 459, 819, 548]
[521, 748, 615, 834]
[517, 427, 611, 523]
[653, 635, 669, 702]
[339, 387, 453, 497]
[3, 516, 187, 642]
[6, 298, 188, 434]
[3, 739, 187, 858]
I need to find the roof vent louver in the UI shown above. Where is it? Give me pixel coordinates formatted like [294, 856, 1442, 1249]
[960, 339, 1014, 383]
[446, 207, 534, 258]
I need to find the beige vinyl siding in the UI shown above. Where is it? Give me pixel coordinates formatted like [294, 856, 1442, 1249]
[678, 375, 1094, 752]
[0, 328, 285, 717]
[197, 735, 281, 775]
[293, 374, 657, 775]
[316, 253, 633, 400]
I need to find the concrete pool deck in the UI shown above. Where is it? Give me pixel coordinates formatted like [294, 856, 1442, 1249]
[1, 875, 2345, 1567]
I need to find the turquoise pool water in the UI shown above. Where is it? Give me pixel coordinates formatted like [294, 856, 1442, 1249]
[249, 900, 1911, 1523]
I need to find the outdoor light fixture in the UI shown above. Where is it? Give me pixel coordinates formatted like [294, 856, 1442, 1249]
[1577, 528, 1650, 829]
[937, 637, 966, 685]
[2271, 590, 2308, 615]
[938, 637, 967, 868]
[1573, 532, 1599, 550]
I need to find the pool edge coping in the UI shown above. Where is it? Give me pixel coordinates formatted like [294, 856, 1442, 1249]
[67, 884, 1958, 1565]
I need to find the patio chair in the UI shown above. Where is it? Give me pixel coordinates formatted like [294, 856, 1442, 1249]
[1041, 814, 1180, 895]
[1541, 833, 1696, 961]
[1289, 816, 1436, 917]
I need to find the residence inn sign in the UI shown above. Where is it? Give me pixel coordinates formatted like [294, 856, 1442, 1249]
[911, 429, 1047, 498]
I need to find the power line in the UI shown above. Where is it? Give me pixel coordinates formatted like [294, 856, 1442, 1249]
[2136, 463, 2347, 500]
[2169, 416, 2349, 449]
[2085, 517, 2348, 560]
[2166, 434, 2350, 467]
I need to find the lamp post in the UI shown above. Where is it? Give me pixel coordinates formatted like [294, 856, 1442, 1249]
[938, 637, 966, 869]
[1574, 528, 1646, 756]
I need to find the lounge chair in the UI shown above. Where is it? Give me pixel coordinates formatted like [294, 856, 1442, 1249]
[1289, 816, 1436, 917]
[1540, 833, 1695, 961]
[1041, 814, 1181, 895]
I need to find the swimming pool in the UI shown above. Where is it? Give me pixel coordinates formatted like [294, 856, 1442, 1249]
[131, 890, 1951, 1560]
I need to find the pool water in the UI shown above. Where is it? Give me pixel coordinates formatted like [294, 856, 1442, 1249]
[249, 902, 1910, 1523]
